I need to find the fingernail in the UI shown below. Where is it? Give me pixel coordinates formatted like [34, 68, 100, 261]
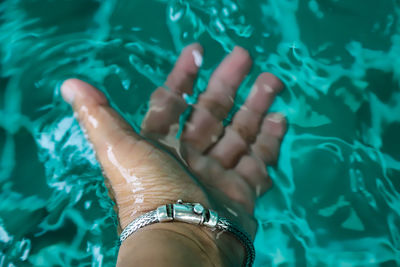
[61, 81, 75, 104]
[192, 49, 203, 67]
[267, 113, 285, 123]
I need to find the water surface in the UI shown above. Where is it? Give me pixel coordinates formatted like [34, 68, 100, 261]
[0, 0, 399, 266]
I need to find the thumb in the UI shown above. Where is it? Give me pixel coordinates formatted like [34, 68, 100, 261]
[60, 78, 143, 175]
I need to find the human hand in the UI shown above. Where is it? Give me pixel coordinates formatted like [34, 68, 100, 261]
[61, 43, 286, 266]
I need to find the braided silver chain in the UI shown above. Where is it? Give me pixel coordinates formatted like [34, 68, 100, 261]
[216, 217, 255, 267]
[119, 210, 158, 243]
[119, 206, 255, 267]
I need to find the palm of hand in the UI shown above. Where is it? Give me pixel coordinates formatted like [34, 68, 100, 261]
[61, 44, 286, 238]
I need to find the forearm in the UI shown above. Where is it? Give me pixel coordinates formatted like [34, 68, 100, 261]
[116, 222, 245, 267]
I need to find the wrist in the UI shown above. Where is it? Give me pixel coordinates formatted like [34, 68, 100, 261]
[118, 222, 245, 267]
[159, 222, 246, 267]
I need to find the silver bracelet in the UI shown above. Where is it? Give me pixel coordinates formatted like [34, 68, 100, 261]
[119, 200, 255, 267]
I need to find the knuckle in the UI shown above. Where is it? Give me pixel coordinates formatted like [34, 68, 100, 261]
[231, 123, 254, 144]
[197, 97, 230, 120]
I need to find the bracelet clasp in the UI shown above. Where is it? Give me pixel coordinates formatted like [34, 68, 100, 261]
[156, 200, 218, 228]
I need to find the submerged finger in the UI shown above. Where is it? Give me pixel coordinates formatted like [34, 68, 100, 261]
[61, 79, 144, 174]
[183, 46, 252, 152]
[231, 73, 283, 143]
[208, 73, 284, 168]
[141, 44, 203, 136]
[251, 113, 287, 165]
[165, 43, 203, 95]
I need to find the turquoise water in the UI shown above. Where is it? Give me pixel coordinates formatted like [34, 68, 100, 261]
[1, 0, 399, 266]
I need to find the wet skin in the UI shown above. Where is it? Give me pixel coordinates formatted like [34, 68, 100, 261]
[61, 44, 286, 266]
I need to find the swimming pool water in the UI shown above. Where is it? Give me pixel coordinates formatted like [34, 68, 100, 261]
[0, 0, 399, 266]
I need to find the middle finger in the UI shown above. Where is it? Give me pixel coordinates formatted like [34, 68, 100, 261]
[183, 46, 252, 152]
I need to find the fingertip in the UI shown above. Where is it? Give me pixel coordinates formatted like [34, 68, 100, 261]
[61, 79, 77, 104]
[165, 44, 204, 95]
[266, 112, 286, 123]
[232, 46, 252, 65]
[258, 73, 285, 93]
[174, 43, 204, 76]
[192, 49, 203, 68]
[188, 43, 204, 69]
[208, 45, 252, 88]
[233, 45, 249, 55]
[61, 78, 108, 106]
[264, 113, 287, 138]
[244, 73, 284, 115]
[187, 42, 204, 54]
